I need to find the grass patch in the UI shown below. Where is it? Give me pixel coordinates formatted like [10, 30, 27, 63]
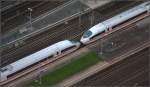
[27, 52, 102, 86]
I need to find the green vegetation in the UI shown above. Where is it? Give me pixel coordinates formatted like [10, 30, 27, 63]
[27, 52, 102, 86]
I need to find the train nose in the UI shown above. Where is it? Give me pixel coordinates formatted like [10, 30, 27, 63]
[80, 37, 89, 44]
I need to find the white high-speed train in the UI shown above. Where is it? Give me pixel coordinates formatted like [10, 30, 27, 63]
[0, 1, 150, 82]
[0, 40, 80, 81]
[80, 1, 150, 44]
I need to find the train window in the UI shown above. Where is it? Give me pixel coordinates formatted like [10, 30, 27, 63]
[70, 40, 78, 43]
[83, 30, 92, 38]
[0, 67, 8, 72]
[146, 2, 150, 6]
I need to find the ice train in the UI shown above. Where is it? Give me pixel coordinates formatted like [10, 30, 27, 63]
[0, 40, 80, 81]
[0, 1, 150, 81]
[80, 1, 150, 44]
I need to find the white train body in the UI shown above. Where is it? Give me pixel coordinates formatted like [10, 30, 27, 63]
[1, 1, 150, 82]
[0, 40, 80, 81]
[80, 1, 150, 44]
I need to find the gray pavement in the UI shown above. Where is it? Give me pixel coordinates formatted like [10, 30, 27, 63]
[80, 0, 112, 9]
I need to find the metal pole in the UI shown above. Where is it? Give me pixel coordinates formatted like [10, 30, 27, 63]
[100, 38, 103, 55]
[79, 11, 81, 30]
[39, 71, 42, 85]
[28, 8, 33, 31]
[148, 5, 150, 13]
[90, 11, 94, 27]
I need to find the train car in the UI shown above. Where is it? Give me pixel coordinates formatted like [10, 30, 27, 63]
[80, 1, 150, 44]
[0, 40, 80, 81]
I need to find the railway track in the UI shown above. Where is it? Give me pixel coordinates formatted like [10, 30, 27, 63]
[0, 46, 80, 85]
[86, 12, 149, 45]
[1, 1, 26, 12]
[2, 1, 43, 22]
[74, 48, 149, 86]
[0, 6, 149, 85]
[2, 1, 66, 34]
[2, 1, 44, 33]
[1, 1, 143, 67]
[0, 13, 92, 67]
